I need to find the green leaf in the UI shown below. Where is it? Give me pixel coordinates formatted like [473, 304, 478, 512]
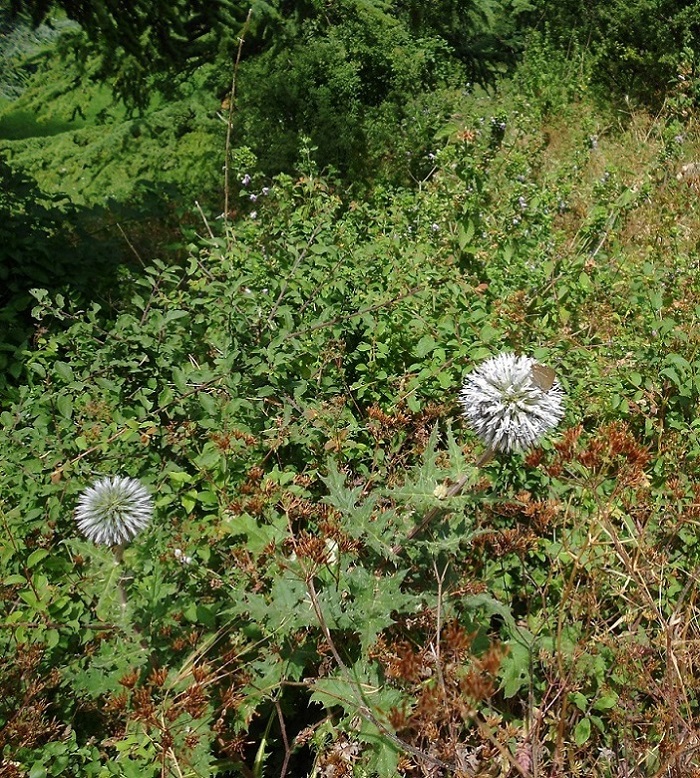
[310, 676, 359, 714]
[54, 361, 74, 382]
[458, 219, 475, 250]
[593, 693, 619, 711]
[27, 548, 50, 568]
[574, 717, 591, 745]
[346, 566, 412, 651]
[364, 735, 401, 776]
[182, 490, 197, 513]
[660, 367, 682, 388]
[415, 334, 436, 357]
[183, 602, 217, 629]
[4, 574, 27, 586]
[500, 637, 531, 698]
[226, 512, 287, 554]
[167, 470, 192, 485]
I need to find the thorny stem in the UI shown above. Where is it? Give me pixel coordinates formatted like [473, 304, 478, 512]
[276, 698, 292, 778]
[113, 543, 129, 613]
[432, 559, 449, 700]
[391, 445, 494, 555]
[305, 575, 454, 773]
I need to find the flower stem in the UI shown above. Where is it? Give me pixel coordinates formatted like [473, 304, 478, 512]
[113, 543, 128, 612]
[391, 445, 494, 555]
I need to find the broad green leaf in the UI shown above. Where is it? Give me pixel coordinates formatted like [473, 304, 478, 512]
[574, 717, 591, 745]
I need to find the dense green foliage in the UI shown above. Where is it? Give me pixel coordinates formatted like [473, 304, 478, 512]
[8, 0, 242, 105]
[7, 0, 528, 115]
[5, 4, 700, 776]
[531, 0, 700, 105]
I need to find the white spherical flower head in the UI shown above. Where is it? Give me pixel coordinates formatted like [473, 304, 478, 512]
[75, 476, 153, 546]
[459, 353, 564, 453]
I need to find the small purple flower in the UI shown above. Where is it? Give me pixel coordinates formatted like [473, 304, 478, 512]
[261, 187, 270, 196]
[249, 193, 258, 202]
[250, 211, 257, 220]
[241, 174, 251, 186]
[431, 223, 440, 232]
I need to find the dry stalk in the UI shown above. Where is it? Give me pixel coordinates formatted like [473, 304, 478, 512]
[224, 8, 253, 226]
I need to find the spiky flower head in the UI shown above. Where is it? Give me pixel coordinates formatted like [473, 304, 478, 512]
[459, 353, 564, 453]
[75, 476, 153, 546]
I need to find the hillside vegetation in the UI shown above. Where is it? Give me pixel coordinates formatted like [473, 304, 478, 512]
[4, 2, 700, 776]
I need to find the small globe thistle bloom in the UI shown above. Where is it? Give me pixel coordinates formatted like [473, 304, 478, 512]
[75, 476, 153, 546]
[459, 353, 564, 453]
[174, 548, 193, 565]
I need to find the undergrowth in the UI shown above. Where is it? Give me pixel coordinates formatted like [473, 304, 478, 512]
[4, 32, 700, 778]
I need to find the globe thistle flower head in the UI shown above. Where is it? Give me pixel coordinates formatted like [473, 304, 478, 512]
[75, 476, 153, 546]
[459, 353, 564, 453]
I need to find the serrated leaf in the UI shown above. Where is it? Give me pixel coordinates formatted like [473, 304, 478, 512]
[226, 512, 287, 554]
[345, 566, 412, 650]
[310, 676, 359, 714]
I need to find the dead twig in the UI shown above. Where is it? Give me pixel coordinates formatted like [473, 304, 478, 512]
[224, 9, 253, 226]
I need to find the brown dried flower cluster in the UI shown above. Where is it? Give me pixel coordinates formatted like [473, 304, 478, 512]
[368, 618, 506, 770]
[547, 421, 650, 487]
